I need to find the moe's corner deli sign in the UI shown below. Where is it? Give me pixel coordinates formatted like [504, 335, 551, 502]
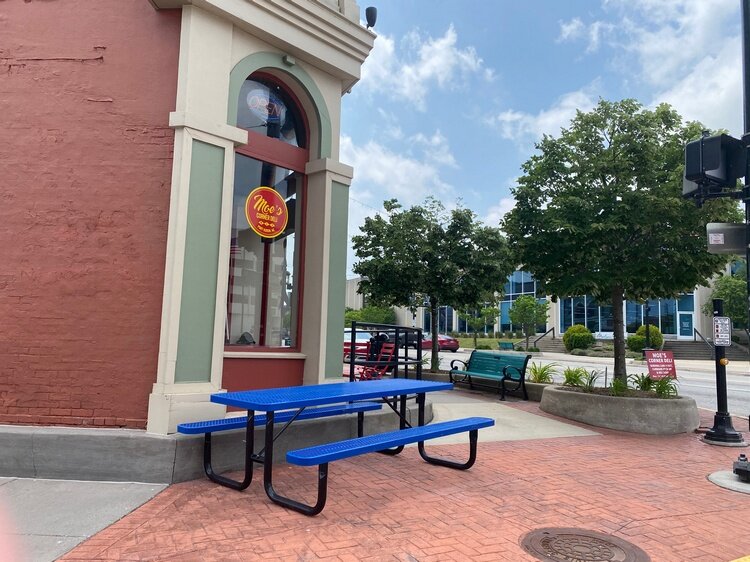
[245, 186, 288, 238]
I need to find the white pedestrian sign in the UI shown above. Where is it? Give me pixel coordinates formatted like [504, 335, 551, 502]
[713, 316, 732, 347]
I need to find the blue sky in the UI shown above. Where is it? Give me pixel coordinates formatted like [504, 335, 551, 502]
[341, 0, 744, 276]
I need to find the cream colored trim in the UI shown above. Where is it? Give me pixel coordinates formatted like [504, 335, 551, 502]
[150, 0, 374, 84]
[169, 111, 248, 145]
[305, 157, 353, 184]
[153, 129, 194, 394]
[223, 352, 308, 359]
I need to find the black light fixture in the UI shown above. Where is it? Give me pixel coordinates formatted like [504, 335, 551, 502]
[365, 6, 377, 29]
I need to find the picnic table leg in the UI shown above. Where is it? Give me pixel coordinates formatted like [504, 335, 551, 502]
[416, 393, 479, 470]
[203, 410, 255, 491]
[377, 394, 406, 456]
[262, 411, 328, 516]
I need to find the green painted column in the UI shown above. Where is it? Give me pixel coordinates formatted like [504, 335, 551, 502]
[175, 140, 225, 383]
[324, 180, 350, 379]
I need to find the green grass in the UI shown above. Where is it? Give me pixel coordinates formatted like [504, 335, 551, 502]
[457, 337, 521, 350]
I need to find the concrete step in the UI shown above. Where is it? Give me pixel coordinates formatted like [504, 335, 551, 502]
[663, 340, 750, 361]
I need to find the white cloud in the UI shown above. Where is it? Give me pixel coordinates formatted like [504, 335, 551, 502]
[483, 197, 516, 227]
[557, 18, 584, 42]
[409, 130, 457, 168]
[341, 135, 454, 206]
[656, 38, 742, 134]
[358, 25, 490, 110]
[486, 82, 600, 142]
[340, 135, 457, 274]
[556, 1, 741, 133]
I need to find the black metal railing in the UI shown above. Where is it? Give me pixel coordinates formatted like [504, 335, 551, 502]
[533, 327, 556, 348]
[693, 328, 715, 359]
[346, 321, 424, 381]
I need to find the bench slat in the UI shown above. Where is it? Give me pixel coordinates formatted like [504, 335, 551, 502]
[286, 417, 495, 466]
[177, 402, 382, 435]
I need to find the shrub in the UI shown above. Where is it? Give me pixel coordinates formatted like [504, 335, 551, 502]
[627, 324, 664, 352]
[528, 362, 558, 383]
[653, 376, 679, 398]
[580, 369, 600, 392]
[476, 343, 491, 350]
[563, 325, 595, 351]
[626, 334, 646, 353]
[562, 366, 587, 387]
[610, 377, 628, 396]
[629, 373, 653, 392]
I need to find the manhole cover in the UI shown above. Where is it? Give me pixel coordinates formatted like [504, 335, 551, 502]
[521, 528, 650, 562]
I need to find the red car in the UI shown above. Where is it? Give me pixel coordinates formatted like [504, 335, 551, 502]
[420, 334, 460, 352]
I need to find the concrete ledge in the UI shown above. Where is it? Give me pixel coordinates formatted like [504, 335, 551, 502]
[539, 386, 699, 435]
[0, 401, 431, 484]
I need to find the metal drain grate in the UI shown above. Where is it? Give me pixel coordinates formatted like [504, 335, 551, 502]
[521, 528, 650, 562]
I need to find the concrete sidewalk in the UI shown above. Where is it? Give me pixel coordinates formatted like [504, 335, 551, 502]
[6, 388, 750, 561]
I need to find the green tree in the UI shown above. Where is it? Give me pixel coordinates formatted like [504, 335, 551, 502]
[502, 99, 740, 381]
[509, 295, 549, 350]
[458, 301, 499, 349]
[702, 272, 748, 329]
[353, 198, 513, 371]
[344, 305, 397, 327]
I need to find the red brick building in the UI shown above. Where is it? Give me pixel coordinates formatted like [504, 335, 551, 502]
[0, 0, 373, 436]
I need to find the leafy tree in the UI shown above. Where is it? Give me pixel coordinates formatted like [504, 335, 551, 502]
[502, 99, 740, 381]
[702, 273, 748, 329]
[458, 301, 499, 349]
[353, 198, 513, 371]
[344, 305, 397, 327]
[509, 295, 549, 350]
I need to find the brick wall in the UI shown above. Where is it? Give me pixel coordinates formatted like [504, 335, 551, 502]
[0, 1, 182, 428]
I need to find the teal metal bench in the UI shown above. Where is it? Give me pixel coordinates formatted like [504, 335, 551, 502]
[177, 402, 382, 490]
[449, 350, 531, 400]
[498, 341, 515, 351]
[285, 416, 495, 514]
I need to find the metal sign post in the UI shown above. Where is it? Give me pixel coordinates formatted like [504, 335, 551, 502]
[703, 299, 744, 444]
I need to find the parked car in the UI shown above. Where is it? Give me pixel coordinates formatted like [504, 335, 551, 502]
[344, 328, 372, 344]
[400, 332, 460, 352]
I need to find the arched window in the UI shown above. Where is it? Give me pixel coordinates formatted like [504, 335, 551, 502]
[225, 74, 308, 349]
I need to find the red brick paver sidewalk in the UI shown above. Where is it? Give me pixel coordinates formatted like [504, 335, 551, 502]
[62, 403, 750, 562]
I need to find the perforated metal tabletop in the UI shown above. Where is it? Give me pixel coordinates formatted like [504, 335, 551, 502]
[210, 379, 452, 411]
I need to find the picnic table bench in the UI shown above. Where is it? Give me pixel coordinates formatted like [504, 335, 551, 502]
[449, 350, 531, 400]
[182, 379, 494, 516]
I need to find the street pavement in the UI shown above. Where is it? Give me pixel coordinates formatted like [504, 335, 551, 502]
[4, 365, 750, 561]
[3, 385, 749, 561]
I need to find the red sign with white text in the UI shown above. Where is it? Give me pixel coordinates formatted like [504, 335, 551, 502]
[245, 186, 288, 239]
[645, 350, 676, 379]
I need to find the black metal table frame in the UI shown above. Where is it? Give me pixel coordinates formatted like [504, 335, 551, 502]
[203, 390, 479, 515]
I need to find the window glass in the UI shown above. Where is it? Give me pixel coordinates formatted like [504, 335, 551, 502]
[236, 78, 306, 148]
[584, 296, 598, 332]
[599, 305, 614, 332]
[500, 301, 511, 332]
[572, 297, 586, 325]
[226, 154, 302, 347]
[626, 302, 641, 333]
[678, 293, 694, 312]
[660, 299, 677, 335]
[561, 298, 572, 333]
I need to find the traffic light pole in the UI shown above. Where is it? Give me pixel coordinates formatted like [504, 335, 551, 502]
[703, 299, 744, 444]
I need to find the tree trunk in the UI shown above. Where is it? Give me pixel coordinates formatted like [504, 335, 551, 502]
[524, 324, 531, 350]
[611, 285, 627, 382]
[472, 330, 478, 349]
[430, 300, 439, 372]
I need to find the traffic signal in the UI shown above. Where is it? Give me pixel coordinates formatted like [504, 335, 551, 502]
[683, 133, 746, 199]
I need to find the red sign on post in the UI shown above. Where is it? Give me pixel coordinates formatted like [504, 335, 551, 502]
[245, 186, 288, 239]
[645, 350, 676, 379]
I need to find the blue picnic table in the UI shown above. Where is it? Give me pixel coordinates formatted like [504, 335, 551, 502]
[194, 379, 494, 515]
